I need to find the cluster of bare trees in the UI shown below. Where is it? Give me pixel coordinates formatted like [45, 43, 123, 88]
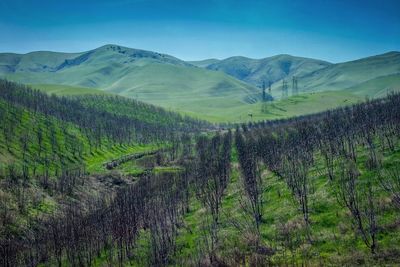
[0, 124, 234, 266]
[0, 80, 207, 147]
[0, 79, 217, 266]
[1, 76, 399, 265]
[235, 93, 400, 255]
[0, 79, 211, 182]
[235, 130, 264, 235]
[0, 170, 193, 267]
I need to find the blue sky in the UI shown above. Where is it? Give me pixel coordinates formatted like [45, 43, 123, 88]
[0, 0, 399, 62]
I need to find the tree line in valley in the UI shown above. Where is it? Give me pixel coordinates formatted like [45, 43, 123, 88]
[0, 79, 211, 196]
[0, 131, 233, 267]
[0, 80, 209, 146]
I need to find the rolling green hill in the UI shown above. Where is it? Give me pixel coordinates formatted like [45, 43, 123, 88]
[24, 83, 363, 123]
[344, 73, 400, 98]
[2, 46, 399, 123]
[0, 45, 263, 115]
[204, 54, 331, 87]
[200, 52, 400, 102]
[297, 51, 400, 93]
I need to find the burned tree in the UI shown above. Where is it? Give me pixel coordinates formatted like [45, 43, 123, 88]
[337, 161, 378, 254]
[236, 131, 264, 235]
[194, 132, 232, 260]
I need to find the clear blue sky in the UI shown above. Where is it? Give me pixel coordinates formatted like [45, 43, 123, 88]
[0, 0, 399, 62]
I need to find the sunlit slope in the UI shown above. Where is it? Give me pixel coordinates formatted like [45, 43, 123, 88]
[346, 73, 400, 98]
[173, 90, 363, 123]
[298, 51, 400, 93]
[30, 83, 110, 95]
[0, 44, 262, 110]
[103, 63, 260, 108]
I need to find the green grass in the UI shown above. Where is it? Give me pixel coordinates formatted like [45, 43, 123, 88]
[84, 144, 159, 174]
[30, 83, 110, 96]
[346, 73, 400, 98]
[174, 90, 362, 123]
[21, 82, 365, 123]
[0, 97, 157, 176]
[286, 51, 400, 94]
[172, 141, 400, 266]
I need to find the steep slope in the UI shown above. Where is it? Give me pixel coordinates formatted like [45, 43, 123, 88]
[205, 54, 331, 86]
[298, 51, 400, 93]
[0, 45, 262, 113]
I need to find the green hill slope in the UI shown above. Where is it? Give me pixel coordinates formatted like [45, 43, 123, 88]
[346, 73, 400, 98]
[204, 54, 331, 86]
[298, 51, 400, 93]
[30, 83, 110, 95]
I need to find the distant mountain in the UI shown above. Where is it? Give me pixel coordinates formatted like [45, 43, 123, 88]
[0, 45, 263, 114]
[297, 51, 400, 93]
[202, 55, 331, 87]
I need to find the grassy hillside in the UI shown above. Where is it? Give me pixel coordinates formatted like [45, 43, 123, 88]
[27, 83, 364, 123]
[205, 52, 400, 102]
[0, 80, 194, 175]
[1, 78, 399, 266]
[172, 90, 363, 123]
[205, 54, 331, 86]
[346, 73, 400, 98]
[172, 141, 400, 266]
[0, 80, 202, 267]
[0, 45, 263, 113]
[297, 51, 400, 93]
[30, 83, 110, 95]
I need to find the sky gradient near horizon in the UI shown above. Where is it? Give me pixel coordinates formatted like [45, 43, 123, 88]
[0, 0, 399, 62]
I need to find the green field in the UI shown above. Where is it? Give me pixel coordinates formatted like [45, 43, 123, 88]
[175, 90, 363, 123]
[30, 83, 110, 96]
[27, 83, 364, 123]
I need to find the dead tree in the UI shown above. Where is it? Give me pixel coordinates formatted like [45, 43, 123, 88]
[337, 161, 378, 254]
